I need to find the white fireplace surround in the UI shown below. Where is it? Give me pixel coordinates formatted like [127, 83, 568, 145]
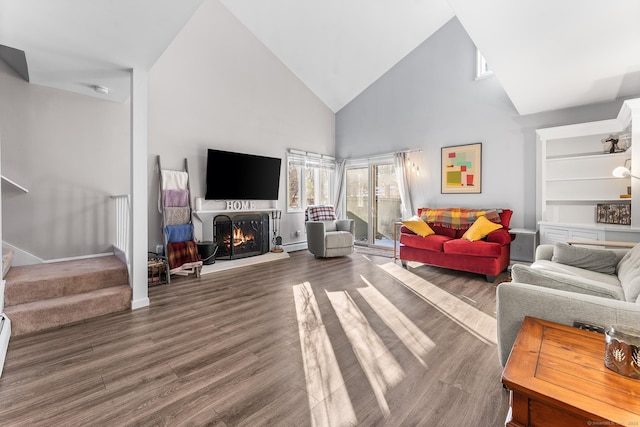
[193, 198, 278, 243]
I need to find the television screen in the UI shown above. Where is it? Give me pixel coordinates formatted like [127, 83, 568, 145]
[205, 149, 281, 200]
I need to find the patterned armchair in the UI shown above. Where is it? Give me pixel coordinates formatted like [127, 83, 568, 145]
[305, 205, 355, 258]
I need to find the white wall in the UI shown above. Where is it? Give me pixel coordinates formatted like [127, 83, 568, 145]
[0, 61, 130, 260]
[0, 0, 333, 260]
[336, 18, 629, 230]
[148, 0, 335, 250]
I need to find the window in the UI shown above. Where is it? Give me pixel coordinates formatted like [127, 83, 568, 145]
[287, 150, 335, 213]
[476, 49, 493, 80]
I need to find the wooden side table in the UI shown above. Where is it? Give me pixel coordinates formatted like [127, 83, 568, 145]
[393, 221, 403, 261]
[502, 317, 640, 426]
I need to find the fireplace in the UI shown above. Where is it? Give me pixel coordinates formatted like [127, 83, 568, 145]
[213, 213, 270, 260]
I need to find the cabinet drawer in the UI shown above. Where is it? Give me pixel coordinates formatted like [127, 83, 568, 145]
[540, 225, 606, 245]
[568, 229, 602, 241]
[540, 227, 568, 245]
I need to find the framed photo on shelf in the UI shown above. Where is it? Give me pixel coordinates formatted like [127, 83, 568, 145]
[441, 142, 482, 194]
[596, 203, 631, 225]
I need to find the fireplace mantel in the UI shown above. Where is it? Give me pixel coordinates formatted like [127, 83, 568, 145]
[194, 208, 278, 218]
[193, 199, 278, 219]
[193, 199, 278, 244]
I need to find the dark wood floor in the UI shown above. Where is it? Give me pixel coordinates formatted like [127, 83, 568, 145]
[0, 250, 510, 426]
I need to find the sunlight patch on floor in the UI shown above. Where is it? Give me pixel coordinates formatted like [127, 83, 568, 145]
[326, 290, 405, 418]
[357, 275, 435, 367]
[378, 262, 497, 345]
[293, 282, 358, 427]
[293, 268, 441, 423]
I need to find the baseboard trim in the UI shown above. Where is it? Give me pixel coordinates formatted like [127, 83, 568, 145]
[0, 315, 11, 378]
[2, 241, 43, 266]
[2, 241, 117, 266]
[284, 242, 307, 252]
[131, 297, 150, 310]
[45, 252, 114, 264]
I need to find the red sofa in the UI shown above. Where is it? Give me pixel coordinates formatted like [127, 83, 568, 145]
[399, 208, 514, 281]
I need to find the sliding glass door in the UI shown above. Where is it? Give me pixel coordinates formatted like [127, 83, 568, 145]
[346, 159, 401, 247]
[346, 167, 369, 244]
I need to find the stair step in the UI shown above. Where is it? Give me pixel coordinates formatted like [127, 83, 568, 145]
[2, 249, 13, 280]
[4, 285, 131, 337]
[5, 256, 128, 306]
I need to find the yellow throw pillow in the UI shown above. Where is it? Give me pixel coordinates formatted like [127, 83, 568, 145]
[402, 216, 435, 237]
[461, 215, 503, 241]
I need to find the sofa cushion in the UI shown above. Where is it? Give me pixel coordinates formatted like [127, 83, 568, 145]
[531, 260, 622, 287]
[512, 263, 624, 300]
[616, 243, 640, 302]
[552, 242, 618, 275]
[622, 276, 640, 303]
[306, 205, 337, 221]
[401, 223, 456, 238]
[402, 216, 434, 237]
[325, 231, 354, 249]
[498, 209, 512, 228]
[431, 225, 458, 238]
[486, 229, 513, 246]
[443, 239, 503, 257]
[400, 233, 452, 252]
[461, 215, 503, 242]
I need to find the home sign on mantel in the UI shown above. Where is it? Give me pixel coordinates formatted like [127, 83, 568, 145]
[225, 200, 258, 211]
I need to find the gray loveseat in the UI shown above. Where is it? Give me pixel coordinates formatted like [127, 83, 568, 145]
[496, 242, 640, 366]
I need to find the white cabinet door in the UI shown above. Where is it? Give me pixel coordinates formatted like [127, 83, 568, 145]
[539, 225, 568, 245]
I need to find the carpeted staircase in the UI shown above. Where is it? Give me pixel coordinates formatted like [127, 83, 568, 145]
[3, 255, 131, 337]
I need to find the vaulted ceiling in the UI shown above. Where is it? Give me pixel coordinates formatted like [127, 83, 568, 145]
[1, 0, 639, 114]
[0, 0, 205, 103]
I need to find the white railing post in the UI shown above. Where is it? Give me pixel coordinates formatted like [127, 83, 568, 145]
[111, 194, 131, 269]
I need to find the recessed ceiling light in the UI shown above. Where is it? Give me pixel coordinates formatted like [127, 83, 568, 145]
[93, 85, 109, 95]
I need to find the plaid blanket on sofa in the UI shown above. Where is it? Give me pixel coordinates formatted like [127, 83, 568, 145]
[419, 208, 501, 229]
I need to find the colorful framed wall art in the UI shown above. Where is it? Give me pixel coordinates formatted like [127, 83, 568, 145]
[441, 143, 482, 194]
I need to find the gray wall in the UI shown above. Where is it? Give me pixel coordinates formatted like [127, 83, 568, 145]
[336, 18, 632, 229]
[0, 60, 130, 260]
[0, 0, 333, 260]
[148, 0, 335, 251]
[3, 9, 637, 260]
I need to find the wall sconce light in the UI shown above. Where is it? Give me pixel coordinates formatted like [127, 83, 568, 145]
[406, 156, 420, 176]
[612, 159, 640, 179]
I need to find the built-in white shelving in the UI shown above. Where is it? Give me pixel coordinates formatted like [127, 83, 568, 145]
[536, 98, 640, 245]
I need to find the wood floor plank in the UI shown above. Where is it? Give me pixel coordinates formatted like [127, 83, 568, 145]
[0, 250, 509, 426]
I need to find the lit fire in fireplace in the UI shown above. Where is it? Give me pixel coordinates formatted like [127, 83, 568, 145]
[230, 227, 254, 247]
[214, 213, 267, 260]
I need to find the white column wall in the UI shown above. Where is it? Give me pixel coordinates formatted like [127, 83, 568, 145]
[130, 69, 150, 310]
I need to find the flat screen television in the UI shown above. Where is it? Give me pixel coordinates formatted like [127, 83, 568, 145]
[205, 149, 281, 200]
